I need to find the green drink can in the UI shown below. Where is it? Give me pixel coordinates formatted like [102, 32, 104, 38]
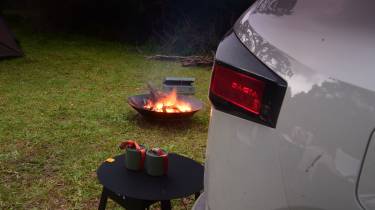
[119, 140, 146, 171]
[145, 148, 168, 176]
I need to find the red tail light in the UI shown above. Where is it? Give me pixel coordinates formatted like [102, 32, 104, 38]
[209, 62, 286, 128]
[210, 64, 265, 115]
[210, 33, 286, 128]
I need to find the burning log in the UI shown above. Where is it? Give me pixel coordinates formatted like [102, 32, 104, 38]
[143, 83, 193, 113]
[147, 82, 164, 102]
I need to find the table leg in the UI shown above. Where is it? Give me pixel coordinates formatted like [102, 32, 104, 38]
[160, 200, 172, 210]
[194, 192, 201, 200]
[98, 187, 108, 210]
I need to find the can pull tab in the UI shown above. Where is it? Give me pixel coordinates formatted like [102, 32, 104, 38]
[119, 140, 141, 150]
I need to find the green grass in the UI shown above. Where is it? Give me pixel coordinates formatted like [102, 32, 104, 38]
[0, 24, 211, 209]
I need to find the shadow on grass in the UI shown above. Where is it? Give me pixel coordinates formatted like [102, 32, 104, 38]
[127, 111, 200, 131]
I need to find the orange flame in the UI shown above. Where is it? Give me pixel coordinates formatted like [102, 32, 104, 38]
[144, 89, 192, 113]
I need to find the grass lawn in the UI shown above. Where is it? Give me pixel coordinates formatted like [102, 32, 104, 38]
[0, 22, 211, 209]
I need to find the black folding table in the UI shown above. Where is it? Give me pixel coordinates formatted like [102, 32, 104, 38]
[97, 153, 204, 210]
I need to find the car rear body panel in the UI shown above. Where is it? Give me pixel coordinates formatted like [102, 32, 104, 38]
[358, 130, 375, 209]
[235, 0, 375, 92]
[201, 0, 375, 209]
[205, 108, 288, 210]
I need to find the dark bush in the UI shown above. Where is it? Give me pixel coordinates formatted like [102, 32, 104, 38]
[3, 0, 255, 54]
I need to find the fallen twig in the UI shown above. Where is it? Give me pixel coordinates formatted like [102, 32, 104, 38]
[145, 55, 187, 61]
[145, 54, 213, 67]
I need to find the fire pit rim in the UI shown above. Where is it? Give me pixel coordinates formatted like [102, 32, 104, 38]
[127, 93, 204, 120]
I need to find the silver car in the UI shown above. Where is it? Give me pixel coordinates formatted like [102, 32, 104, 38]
[194, 0, 375, 209]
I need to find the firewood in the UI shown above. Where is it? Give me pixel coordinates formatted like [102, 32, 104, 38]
[145, 54, 213, 67]
[145, 55, 187, 61]
[147, 82, 164, 101]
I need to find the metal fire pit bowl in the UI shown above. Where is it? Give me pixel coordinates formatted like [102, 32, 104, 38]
[128, 94, 203, 120]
